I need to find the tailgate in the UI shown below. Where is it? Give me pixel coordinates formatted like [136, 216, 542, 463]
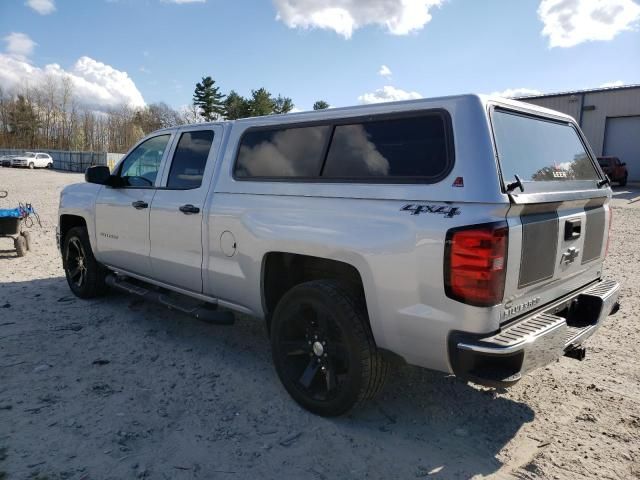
[490, 106, 611, 323]
[502, 198, 610, 323]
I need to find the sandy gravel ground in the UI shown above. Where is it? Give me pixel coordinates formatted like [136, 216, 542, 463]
[0, 167, 638, 480]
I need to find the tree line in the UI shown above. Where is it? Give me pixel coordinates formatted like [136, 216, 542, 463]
[0, 75, 329, 153]
[192, 76, 328, 121]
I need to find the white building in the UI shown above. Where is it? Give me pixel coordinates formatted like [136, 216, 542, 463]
[519, 85, 640, 182]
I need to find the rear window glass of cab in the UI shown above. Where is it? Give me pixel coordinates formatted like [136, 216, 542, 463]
[234, 110, 453, 182]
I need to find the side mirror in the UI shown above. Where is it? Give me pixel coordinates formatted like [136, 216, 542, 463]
[621, 162, 626, 166]
[85, 165, 112, 185]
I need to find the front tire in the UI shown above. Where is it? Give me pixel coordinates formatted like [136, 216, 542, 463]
[28, 162, 34, 169]
[63, 226, 108, 298]
[271, 280, 388, 416]
[620, 174, 627, 187]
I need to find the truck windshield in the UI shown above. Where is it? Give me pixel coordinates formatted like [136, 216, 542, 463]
[492, 109, 599, 191]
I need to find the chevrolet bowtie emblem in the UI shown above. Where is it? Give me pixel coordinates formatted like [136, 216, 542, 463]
[561, 247, 580, 264]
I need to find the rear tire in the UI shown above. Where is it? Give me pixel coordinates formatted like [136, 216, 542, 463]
[62, 226, 108, 298]
[620, 174, 627, 187]
[270, 280, 389, 416]
[14, 236, 27, 257]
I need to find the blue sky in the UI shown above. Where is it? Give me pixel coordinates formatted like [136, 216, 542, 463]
[1, 0, 639, 112]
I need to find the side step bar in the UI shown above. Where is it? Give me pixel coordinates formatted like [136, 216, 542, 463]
[105, 274, 235, 325]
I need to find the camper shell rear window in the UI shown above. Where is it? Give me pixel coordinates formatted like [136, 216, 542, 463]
[491, 108, 600, 192]
[233, 110, 454, 183]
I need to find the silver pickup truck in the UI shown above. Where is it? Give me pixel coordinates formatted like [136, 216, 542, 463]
[58, 95, 620, 416]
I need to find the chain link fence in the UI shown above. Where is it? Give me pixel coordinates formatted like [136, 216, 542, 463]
[0, 149, 124, 172]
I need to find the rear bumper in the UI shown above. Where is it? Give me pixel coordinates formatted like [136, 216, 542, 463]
[449, 279, 620, 387]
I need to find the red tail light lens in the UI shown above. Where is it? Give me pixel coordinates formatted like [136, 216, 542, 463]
[444, 222, 509, 307]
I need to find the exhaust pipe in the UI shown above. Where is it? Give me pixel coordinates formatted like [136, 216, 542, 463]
[564, 346, 586, 361]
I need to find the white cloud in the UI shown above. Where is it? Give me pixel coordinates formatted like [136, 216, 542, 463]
[378, 64, 392, 77]
[538, 0, 640, 48]
[0, 54, 145, 110]
[4, 33, 37, 58]
[162, 0, 205, 3]
[358, 85, 422, 104]
[599, 80, 625, 88]
[489, 87, 542, 98]
[273, 0, 444, 38]
[26, 0, 55, 15]
[0, 34, 144, 110]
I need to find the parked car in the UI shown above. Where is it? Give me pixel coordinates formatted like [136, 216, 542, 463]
[0, 155, 15, 167]
[11, 152, 53, 169]
[597, 156, 628, 186]
[57, 95, 620, 416]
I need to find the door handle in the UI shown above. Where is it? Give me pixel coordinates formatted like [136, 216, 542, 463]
[132, 200, 148, 210]
[179, 204, 200, 214]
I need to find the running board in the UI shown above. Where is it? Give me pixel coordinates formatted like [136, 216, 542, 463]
[105, 274, 235, 325]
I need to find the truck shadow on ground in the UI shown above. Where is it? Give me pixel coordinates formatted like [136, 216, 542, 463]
[1, 276, 535, 479]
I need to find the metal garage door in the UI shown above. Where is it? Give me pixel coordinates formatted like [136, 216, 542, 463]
[604, 116, 640, 182]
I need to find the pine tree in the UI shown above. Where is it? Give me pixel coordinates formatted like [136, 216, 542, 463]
[224, 90, 251, 120]
[313, 100, 330, 110]
[273, 94, 294, 114]
[8, 95, 40, 146]
[193, 76, 225, 121]
[249, 88, 275, 117]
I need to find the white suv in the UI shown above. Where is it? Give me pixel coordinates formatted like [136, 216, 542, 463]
[12, 152, 53, 169]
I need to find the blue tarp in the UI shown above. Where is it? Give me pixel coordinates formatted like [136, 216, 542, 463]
[0, 206, 34, 218]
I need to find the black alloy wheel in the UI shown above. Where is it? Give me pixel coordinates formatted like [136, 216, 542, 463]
[63, 227, 108, 298]
[271, 280, 388, 416]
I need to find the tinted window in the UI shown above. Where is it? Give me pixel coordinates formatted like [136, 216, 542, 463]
[322, 114, 450, 179]
[492, 110, 598, 186]
[119, 134, 171, 187]
[597, 158, 607, 167]
[167, 130, 214, 189]
[235, 126, 330, 178]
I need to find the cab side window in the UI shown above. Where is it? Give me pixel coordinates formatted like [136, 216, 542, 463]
[166, 130, 215, 189]
[118, 135, 171, 187]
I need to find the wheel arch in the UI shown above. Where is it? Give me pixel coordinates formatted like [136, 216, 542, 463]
[59, 214, 88, 252]
[261, 252, 367, 332]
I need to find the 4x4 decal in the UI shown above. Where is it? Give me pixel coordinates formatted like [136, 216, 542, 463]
[401, 204, 461, 218]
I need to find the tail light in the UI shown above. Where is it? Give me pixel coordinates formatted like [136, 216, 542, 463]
[444, 222, 509, 307]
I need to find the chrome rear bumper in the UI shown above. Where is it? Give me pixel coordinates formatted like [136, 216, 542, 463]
[450, 279, 620, 387]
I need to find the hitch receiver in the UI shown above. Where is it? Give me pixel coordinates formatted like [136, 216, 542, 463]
[564, 347, 586, 361]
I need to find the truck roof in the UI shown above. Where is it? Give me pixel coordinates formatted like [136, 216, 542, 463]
[164, 94, 576, 132]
